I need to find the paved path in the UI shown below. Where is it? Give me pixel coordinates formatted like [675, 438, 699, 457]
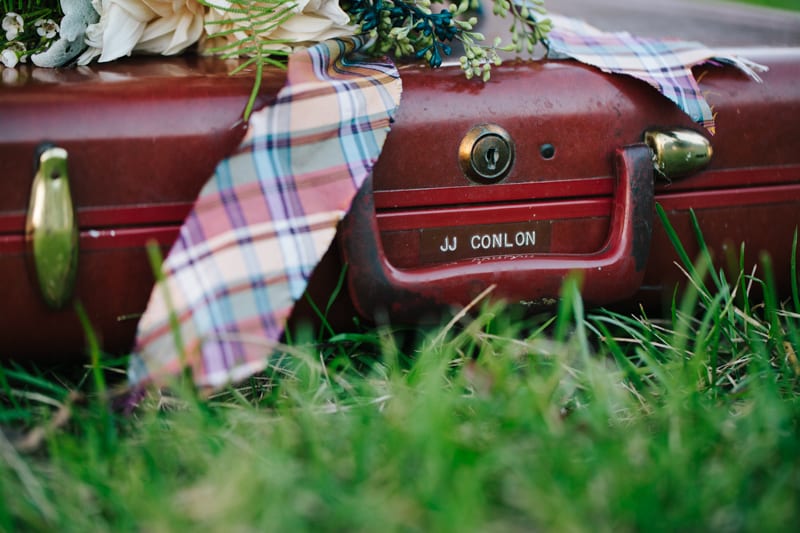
[543, 0, 800, 46]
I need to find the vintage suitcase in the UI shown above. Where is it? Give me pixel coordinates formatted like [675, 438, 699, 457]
[336, 47, 800, 322]
[2, 46, 799, 359]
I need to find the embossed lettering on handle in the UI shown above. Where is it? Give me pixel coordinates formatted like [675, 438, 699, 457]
[26, 145, 79, 309]
[340, 144, 655, 321]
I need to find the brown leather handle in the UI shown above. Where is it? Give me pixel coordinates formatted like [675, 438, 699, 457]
[338, 144, 655, 321]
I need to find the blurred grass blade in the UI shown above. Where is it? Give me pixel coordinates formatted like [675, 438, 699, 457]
[1, 366, 68, 398]
[554, 273, 581, 342]
[656, 203, 693, 276]
[0, 431, 56, 524]
[689, 208, 722, 293]
[760, 251, 785, 358]
[146, 241, 187, 374]
[594, 320, 645, 390]
[792, 227, 799, 315]
[739, 242, 752, 322]
[74, 302, 106, 402]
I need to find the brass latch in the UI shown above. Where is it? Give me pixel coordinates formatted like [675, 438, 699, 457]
[644, 128, 713, 180]
[26, 144, 78, 309]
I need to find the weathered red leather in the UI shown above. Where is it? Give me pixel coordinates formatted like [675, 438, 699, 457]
[1, 49, 799, 360]
[0, 57, 286, 359]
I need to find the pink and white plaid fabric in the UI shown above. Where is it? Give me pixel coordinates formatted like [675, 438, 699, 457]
[129, 36, 401, 389]
[542, 13, 768, 133]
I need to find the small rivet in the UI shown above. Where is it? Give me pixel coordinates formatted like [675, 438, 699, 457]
[540, 143, 556, 160]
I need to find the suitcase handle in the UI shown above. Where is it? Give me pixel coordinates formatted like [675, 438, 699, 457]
[338, 144, 655, 320]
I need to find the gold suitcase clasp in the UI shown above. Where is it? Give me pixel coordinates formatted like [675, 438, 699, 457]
[26, 144, 78, 309]
[644, 128, 713, 180]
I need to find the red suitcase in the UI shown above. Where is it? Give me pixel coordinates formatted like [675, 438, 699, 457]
[1, 46, 799, 360]
[337, 47, 800, 322]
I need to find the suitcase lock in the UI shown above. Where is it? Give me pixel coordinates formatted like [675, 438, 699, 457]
[25, 144, 79, 309]
[459, 124, 515, 183]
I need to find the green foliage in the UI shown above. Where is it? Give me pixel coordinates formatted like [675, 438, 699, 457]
[199, 0, 550, 89]
[1, 1, 62, 66]
[1, 0, 60, 14]
[493, 0, 550, 55]
[2, 216, 800, 530]
[346, 0, 550, 81]
[196, 0, 294, 120]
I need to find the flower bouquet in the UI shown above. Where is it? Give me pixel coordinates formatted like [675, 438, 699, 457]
[1, 0, 550, 76]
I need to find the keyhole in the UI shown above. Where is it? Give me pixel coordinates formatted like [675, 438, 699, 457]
[485, 147, 499, 171]
[460, 125, 514, 183]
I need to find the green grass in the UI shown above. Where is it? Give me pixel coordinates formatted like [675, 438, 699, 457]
[1, 213, 800, 531]
[725, 0, 800, 12]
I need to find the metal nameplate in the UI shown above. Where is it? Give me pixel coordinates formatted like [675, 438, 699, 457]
[420, 221, 553, 264]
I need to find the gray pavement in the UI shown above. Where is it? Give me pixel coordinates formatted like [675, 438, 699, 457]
[544, 0, 800, 46]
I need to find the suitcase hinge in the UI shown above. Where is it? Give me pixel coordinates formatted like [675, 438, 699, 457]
[26, 144, 79, 309]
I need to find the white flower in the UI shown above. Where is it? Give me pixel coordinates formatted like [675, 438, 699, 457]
[201, 0, 356, 56]
[1, 41, 27, 67]
[1, 49, 18, 68]
[35, 19, 61, 39]
[78, 0, 205, 65]
[2, 12, 24, 41]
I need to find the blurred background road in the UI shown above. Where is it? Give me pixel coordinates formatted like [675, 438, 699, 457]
[553, 0, 800, 46]
[480, 0, 800, 47]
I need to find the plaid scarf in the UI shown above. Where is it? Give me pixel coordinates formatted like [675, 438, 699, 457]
[129, 36, 401, 389]
[542, 13, 768, 134]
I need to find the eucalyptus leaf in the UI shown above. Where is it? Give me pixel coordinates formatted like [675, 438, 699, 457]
[31, 0, 97, 67]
